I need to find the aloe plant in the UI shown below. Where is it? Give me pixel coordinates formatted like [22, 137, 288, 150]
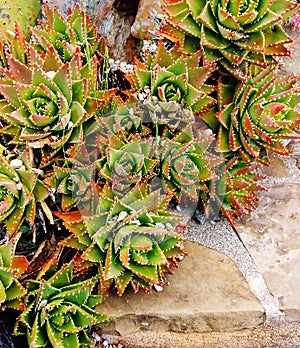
[200, 67, 300, 163]
[0, 238, 29, 310]
[201, 157, 266, 225]
[31, 3, 105, 63]
[159, 122, 223, 202]
[97, 130, 158, 193]
[97, 101, 223, 202]
[0, 149, 48, 237]
[128, 41, 216, 113]
[159, 0, 299, 78]
[55, 183, 186, 295]
[14, 263, 108, 348]
[0, 41, 106, 167]
[43, 142, 100, 212]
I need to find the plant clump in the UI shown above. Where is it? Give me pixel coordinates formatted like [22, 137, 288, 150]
[56, 183, 186, 295]
[0, 1, 299, 347]
[14, 263, 108, 348]
[158, 0, 300, 78]
[200, 67, 300, 163]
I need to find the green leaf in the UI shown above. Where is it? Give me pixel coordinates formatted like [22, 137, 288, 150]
[28, 315, 48, 347]
[0, 84, 21, 109]
[46, 320, 64, 348]
[5, 280, 26, 300]
[115, 270, 132, 295]
[246, 10, 280, 33]
[201, 26, 229, 49]
[49, 264, 72, 288]
[104, 243, 124, 279]
[131, 235, 153, 251]
[128, 262, 158, 283]
[199, 2, 218, 32]
[0, 281, 6, 303]
[62, 332, 80, 348]
[146, 244, 167, 265]
[217, 6, 241, 31]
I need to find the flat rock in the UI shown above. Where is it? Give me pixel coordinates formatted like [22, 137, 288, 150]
[98, 241, 264, 336]
[104, 322, 300, 348]
[235, 153, 300, 320]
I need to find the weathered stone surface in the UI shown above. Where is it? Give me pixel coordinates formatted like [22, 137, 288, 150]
[235, 152, 300, 321]
[131, 0, 163, 39]
[103, 322, 300, 348]
[98, 241, 264, 335]
[94, 0, 138, 61]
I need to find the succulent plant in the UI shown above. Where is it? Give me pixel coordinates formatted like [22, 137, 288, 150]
[0, 149, 48, 237]
[55, 183, 186, 295]
[0, 238, 29, 310]
[159, 0, 299, 78]
[159, 122, 223, 201]
[0, 0, 41, 40]
[97, 130, 159, 193]
[201, 157, 266, 225]
[200, 67, 300, 163]
[0, 42, 106, 167]
[43, 142, 100, 212]
[14, 263, 108, 348]
[128, 41, 216, 113]
[1, 22, 29, 65]
[97, 101, 223, 202]
[31, 3, 105, 63]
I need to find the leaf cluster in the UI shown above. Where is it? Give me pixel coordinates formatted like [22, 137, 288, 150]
[0, 2, 299, 347]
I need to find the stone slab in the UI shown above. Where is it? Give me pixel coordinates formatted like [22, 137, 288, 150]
[235, 153, 300, 321]
[103, 322, 300, 348]
[98, 241, 264, 336]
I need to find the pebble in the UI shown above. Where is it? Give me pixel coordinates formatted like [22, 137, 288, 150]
[10, 158, 23, 169]
[154, 284, 164, 292]
[108, 58, 133, 74]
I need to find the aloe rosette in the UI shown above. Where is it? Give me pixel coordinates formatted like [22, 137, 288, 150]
[97, 101, 223, 202]
[200, 67, 300, 163]
[159, 0, 299, 78]
[0, 239, 29, 310]
[0, 42, 106, 166]
[44, 143, 100, 212]
[55, 183, 186, 295]
[158, 122, 221, 201]
[97, 130, 158, 193]
[14, 263, 108, 348]
[44, 163, 97, 212]
[128, 41, 216, 113]
[31, 3, 105, 63]
[201, 157, 266, 225]
[0, 150, 48, 237]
